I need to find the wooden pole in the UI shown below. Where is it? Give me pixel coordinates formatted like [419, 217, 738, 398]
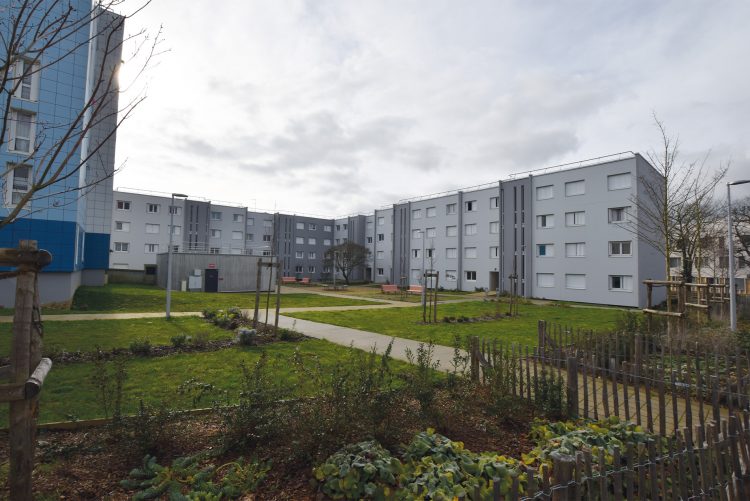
[253, 258, 261, 328]
[274, 261, 281, 334]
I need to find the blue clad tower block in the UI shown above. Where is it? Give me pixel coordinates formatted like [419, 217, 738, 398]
[0, 1, 124, 306]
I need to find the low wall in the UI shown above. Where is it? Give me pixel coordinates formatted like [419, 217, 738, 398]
[108, 269, 156, 285]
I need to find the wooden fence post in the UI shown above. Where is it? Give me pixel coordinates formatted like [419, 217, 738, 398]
[567, 357, 578, 419]
[551, 451, 576, 501]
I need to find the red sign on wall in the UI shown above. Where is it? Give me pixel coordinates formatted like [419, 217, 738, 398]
[208, 263, 216, 269]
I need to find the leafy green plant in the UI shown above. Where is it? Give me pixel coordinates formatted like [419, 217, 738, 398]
[124, 400, 179, 456]
[313, 440, 401, 500]
[404, 341, 441, 417]
[191, 330, 211, 349]
[171, 333, 190, 348]
[219, 457, 271, 497]
[129, 338, 152, 356]
[120, 454, 216, 500]
[535, 371, 566, 419]
[90, 352, 127, 422]
[178, 378, 221, 409]
[236, 328, 256, 346]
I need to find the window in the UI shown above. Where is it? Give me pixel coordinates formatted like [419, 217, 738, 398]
[116, 200, 131, 211]
[146, 223, 160, 234]
[376, 250, 384, 259]
[609, 241, 632, 256]
[209, 247, 220, 254]
[262, 249, 272, 256]
[145, 243, 158, 253]
[669, 257, 681, 267]
[210, 229, 221, 238]
[172, 226, 181, 236]
[323, 265, 332, 273]
[536, 185, 553, 200]
[366, 236, 373, 244]
[308, 266, 316, 273]
[609, 275, 633, 291]
[295, 265, 303, 273]
[565, 180, 585, 197]
[446, 248, 457, 259]
[537, 244, 554, 257]
[465, 200, 477, 212]
[490, 246, 499, 258]
[169, 205, 182, 216]
[426, 227, 436, 238]
[607, 173, 631, 190]
[446, 203, 457, 215]
[308, 251, 316, 259]
[565, 211, 585, 226]
[172, 245, 180, 252]
[308, 238, 316, 245]
[413, 229, 422, 239]
[9, 109, 34, 152]
[247, 217, 254, 226]
[114, 242, 129, 252]
[309, 223, 316, 230]
[565, 242, 586, 257]
[324, 224, 332, 231]
[464, 224, 477, 235]
[446, 225, 457, 237]
[232, 231, 243, 240]
[343, 224, 348, 230]
[465, 270, 477, 281]
[263, 219, 273, 227]
[211, 211, 222, 220]
[412, 209, 422, 219]
[565, 274, 586, 290]
[446, 270, 457, 281]
[246, 234, 254, 241]
[490, 196, 499, 209]
[377, 217, 385, 226]
[464, 247, 477, 258]
[13, 59, 39, 101]
[426, 207, 436, 218]
[608, 207, 630, 223]
[537, 273, 555, 288]
[147, 203, 160, 214]
[7, 164, 30, 204]
[295, 237, 304, 244]
[427, 248, 434, 258]
[324, 239, 331, 246]
[489, 221, 499, 234]
[296, 222, 305, 230]
[263, 234, 271, 242]
[336, 224, 340, 231]
[378, 233, 385, 241]
[537, 214, 554, 228]
[377, 268, 384, 276]
[412, 249, 421, 258]
[295, 251, 304, 259]
[114, 221, 130, 232]
[233, 214, 243, 223]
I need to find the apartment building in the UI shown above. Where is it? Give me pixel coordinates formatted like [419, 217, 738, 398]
[110, 152, 664, 307]
[0, 2, 123, 305]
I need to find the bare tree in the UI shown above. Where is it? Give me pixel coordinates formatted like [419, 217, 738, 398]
[0, 0, 161, 228]
[732, 196, 750, 267]
[629, 114, 727, 281]
[324, 242, 371, 285]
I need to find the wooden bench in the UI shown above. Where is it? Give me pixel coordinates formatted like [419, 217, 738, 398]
[381, 284, 398, 293]
[299, 277, 311, 285]
[407, 285, 424, 294]
[281, 277, 297, 284]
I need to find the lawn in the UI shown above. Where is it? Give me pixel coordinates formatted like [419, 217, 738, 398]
[308, 284, 483, 303]
[286, 300, 626, 346]
[0, 316, 232, 357]
[61, 283, 380, 313]
[12, 339, 410, 424]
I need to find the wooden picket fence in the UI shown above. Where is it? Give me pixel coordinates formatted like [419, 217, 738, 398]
[466, 319, 750, 499]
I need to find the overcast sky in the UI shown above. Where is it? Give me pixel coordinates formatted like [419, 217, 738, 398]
[113, 1, 750, 216]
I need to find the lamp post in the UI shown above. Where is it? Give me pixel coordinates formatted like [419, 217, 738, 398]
[166, 193, 188, 320]
[727, 180, 750, 331]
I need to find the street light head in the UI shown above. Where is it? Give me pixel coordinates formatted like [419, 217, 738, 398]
[729, 180, 750, 186]
[172, 193, 189, 198]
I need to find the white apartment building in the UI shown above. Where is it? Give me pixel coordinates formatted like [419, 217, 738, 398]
[110, 152, 665, 307]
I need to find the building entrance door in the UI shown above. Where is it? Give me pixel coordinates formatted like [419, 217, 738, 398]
[204, 269, 219, 292]
[489, 271, 500, 293]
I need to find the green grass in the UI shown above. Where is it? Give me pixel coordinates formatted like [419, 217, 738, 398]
[286, 300, 626, 346]
[7, 339, 409, 424]
[0, 317, 233, 357]
[60, 283, 380, 313]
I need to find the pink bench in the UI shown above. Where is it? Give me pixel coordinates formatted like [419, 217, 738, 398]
[381, 284, 398, 293]
[407, 285, 424, 294]
[300, 277, 311, 285]
[281, 277, 297, 284]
